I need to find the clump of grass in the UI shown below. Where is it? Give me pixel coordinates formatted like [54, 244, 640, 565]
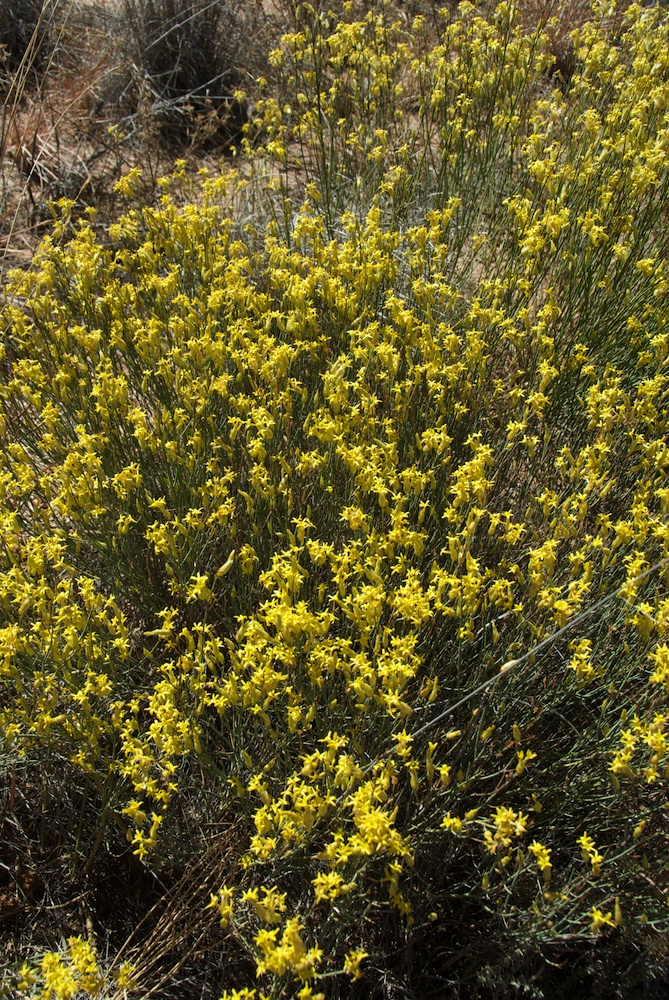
[114, 0, 267, 150]
[2, 2, 669, 998]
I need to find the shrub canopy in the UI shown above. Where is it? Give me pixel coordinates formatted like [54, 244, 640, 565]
[3, 2, 669, 997]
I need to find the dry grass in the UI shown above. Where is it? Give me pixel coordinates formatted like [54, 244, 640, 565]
[0, 1, 133, 268]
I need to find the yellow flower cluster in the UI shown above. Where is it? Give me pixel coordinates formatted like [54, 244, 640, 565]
[12, 938, 135, 1000]
[578, 831, 605, 875]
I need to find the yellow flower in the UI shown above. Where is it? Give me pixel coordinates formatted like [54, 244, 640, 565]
[441, 813, 463, 834]
[578, 832, 604, 875]
[312, 870, 356, 904]
[589, 906, 615, 933]
[186, 573, 213, 602]
[207, 885, 235, 927]
[529, 840, 552, 880]
[343, 948, 368, 980]
[122, 800, 148, 827]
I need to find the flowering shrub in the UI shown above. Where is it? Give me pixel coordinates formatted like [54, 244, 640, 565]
[3, 1, 669, 996]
